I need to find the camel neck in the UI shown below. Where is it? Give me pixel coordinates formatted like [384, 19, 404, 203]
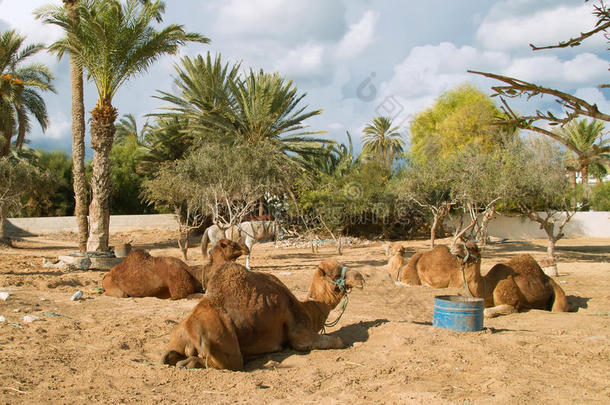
[464, 261, 485, 298]
[302, 279, 343, 331]
[301, 299, 334, 332]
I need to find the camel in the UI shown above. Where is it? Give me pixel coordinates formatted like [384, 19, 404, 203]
[481, 254, 570, 317]
[398, 242, 484, 297]
[161, 259, 365, 370]
[386, 243, 409, 281]
[102, 239, 249, 299]
[396, 242, 569, 317]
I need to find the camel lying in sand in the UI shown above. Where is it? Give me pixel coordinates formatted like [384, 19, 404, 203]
[387, 243, 409, 281]
[397, 242, 569, 317]
[161, 259, 365, 370]
[103, 239, 249, 299]
[482, 254, 569, 317]
[398, 242, 484, 297]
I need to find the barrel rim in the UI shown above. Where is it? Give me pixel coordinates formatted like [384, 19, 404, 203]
[434, 294, 484, 304]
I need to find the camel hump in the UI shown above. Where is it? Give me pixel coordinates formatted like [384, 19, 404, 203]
[547, 277, 570, 312]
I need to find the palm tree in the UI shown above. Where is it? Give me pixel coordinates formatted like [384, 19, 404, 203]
[0, 30, 54, 156]
[361, 116, 404, 166]
[157, 53, 327, 159]
[38, 0, 209, 251]
[557, 119, 610, 197]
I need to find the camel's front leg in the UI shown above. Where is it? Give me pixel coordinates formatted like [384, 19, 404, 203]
[287, 328, 344, 351]
[484, 304, 517, 318]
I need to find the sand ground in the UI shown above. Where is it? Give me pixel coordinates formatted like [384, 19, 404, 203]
[1, 231, 609, 404]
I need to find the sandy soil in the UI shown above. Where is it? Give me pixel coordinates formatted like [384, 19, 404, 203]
[1, 231, 609, 404]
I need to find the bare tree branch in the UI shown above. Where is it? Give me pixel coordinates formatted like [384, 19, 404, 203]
[529, 21, 610, 50]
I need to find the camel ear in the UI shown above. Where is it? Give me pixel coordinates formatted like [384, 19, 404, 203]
[317, 260, 336, 276]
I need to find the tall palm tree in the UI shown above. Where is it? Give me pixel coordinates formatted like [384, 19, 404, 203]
[53, 0, 90, 253]
[157, 53, 327, 159]
[0, 30, 54, 156]
[38, 0, 208, 251]
[557, 119, 610, 197]
[361, 116, 404, 167]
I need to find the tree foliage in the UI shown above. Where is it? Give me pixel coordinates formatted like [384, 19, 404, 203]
[155, 52, 328, 159]
[409, 84, 508, 164]
[0, 29, 55, 156]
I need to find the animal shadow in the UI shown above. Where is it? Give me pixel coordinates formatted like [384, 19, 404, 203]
[567, 295, 590, 311]
[243, 319, 389, 371]
[329, 319, 389, 346]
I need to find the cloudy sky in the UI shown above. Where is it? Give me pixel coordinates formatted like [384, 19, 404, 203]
[1, 0, 608, 156]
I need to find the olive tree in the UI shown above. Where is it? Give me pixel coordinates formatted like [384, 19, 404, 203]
[143, 143, 296, 259]
[506, 139, 577, 275]
[0, 156, 52, 244]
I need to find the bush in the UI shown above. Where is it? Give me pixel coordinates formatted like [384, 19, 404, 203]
[591, 182, 610, 211]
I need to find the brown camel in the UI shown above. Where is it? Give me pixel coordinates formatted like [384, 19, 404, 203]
[161, 259, 365, 370]
[102, 239, 249, 299]
[481, 254, 570, 317]
[398, 241, 484, 297]
[387, 243, 409, 281]
[397, 243, 569, 317]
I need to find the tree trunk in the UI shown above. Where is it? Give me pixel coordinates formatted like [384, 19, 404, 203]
[545, 237, 559, 277]
[178, 229, 189, 261]
[66, 0, 89, 253]
[543, 221, 559, 277]
[477, 206, 496, 246]
[86, 102, 117, 252]
[567, 170, 576, 190]
[581, 166, 591, 201]
[430, 214, 439, 248]
[0, 206, 9, 245]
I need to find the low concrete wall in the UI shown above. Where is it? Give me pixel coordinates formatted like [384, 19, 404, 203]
[4, 214, 178, 237]
[449, 211, 610, 239]
[5, 212, 610, 239]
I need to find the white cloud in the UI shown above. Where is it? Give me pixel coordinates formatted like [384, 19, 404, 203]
[503, 53, 608, 86]
[477, 3, 604, 51]
[274, 43, 325, 78]
[213, 0, 345, 43]
[380, 42, 507, 101]
[573, 87, 610, 116]
[0, 0, 63, 44]
[41, 111, 70, 140]
[336, 10, 379, 60]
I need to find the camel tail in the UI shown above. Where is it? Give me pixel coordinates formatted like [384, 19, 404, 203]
[201, 228, 210, 258]
[548, 277, 570, 312]
[399, 253, 422, 285]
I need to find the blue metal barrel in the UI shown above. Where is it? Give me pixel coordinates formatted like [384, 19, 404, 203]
[433, 295, 484, 332]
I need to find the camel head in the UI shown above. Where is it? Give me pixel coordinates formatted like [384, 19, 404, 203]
[450, 241, 481, 265]
[389, 244, 408, 257]
[211, 239, 250, 263]
[316, 259, 365, 294]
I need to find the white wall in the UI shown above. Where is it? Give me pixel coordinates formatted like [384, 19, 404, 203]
[448, 212, 610, 239]
[5, 214, 178, 237]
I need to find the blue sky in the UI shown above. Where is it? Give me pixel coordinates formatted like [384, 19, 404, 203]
[1, 0, 608, 156]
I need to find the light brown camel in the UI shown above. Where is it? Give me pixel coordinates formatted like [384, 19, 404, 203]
[481, 254, 570, 317]
[161, 259, 365, 370]
[387, 243, 409, 281]
[397, 242, 569, 317]
[398, 241, 484, 297]
[102, 239, 249, 299]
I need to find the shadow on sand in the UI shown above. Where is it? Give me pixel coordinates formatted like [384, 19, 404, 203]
[243, 319, 389, 371]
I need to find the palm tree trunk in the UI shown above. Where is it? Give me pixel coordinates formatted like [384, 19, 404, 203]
[0, 204, 9, 244]
[87, 101, 117, 252]
[581, 166, 591, 200]
[65, 0, 89, 253]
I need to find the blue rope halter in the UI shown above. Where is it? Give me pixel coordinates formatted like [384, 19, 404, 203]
[330, 266, 348, 292]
